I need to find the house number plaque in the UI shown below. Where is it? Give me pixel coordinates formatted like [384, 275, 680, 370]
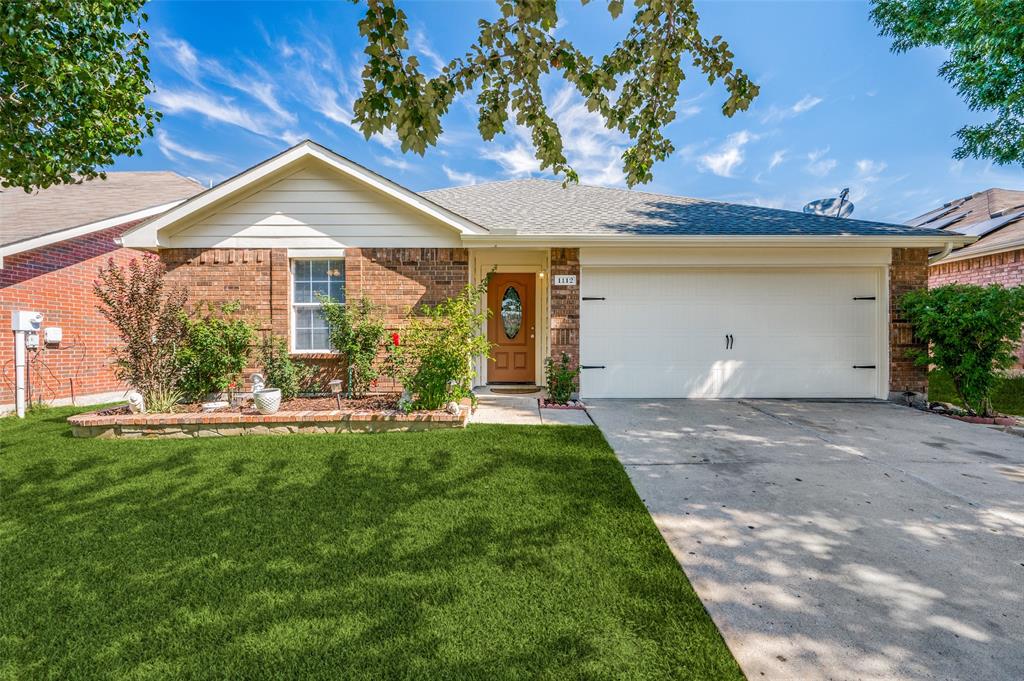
[552, 275, 577, 286]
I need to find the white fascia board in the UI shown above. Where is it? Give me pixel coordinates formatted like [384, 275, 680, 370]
[460, 234, 978, 248]
[120, 141, 487, 249]
[0, 200, 186, 262]
[930, 238, 1024, 265]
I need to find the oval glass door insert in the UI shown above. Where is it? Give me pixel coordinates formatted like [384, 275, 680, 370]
[501, 286, 522, 339]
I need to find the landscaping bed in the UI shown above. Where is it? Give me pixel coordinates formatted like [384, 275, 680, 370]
[69, 395, 468, 438]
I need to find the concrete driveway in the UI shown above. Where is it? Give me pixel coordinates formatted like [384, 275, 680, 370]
[588, 399, 1024, 681]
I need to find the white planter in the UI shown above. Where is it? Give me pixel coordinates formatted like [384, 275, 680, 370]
[253, 388, 282, 415]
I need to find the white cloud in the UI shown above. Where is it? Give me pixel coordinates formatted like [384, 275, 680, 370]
[792, 95, 823, 114]
[856, 159, 887, 176]
[476, 86, 631, 185]
[154, 129, 219, 162]
[378, 156, 412, 171]
[805, 147, 837, 177]
[442, 164, 484, 185]
[481, 139, 539, 177]
[699, 130, 756, 177]
[151, 88, 280, 139]
[768, 149, 787, 171]
[155, 36, 201, 82]
[411, 29, 445, 75]
[679, 104, 702, 119]
[761, 94, 824, 123]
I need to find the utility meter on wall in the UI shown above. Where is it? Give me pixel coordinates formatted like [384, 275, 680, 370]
[11, 311, 42, 332]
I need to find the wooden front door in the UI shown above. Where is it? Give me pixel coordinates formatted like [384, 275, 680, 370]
[487, 273, 536, 383]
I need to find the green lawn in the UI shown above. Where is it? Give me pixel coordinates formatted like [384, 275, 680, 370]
[0, 408, 740, 680]
[929, 369, 1024, 416]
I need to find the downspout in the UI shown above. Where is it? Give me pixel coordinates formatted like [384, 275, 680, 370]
[928, 241, 955, 265]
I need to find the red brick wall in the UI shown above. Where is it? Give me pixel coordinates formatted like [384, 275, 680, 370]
[929, 248, 1023, 287]
[929, 248, 1024, 365]
[159, 247, 469, 391]
[889, 247, 930, 400]
[549, 248, 580, 367]
[345, 248, 470, 324]
[0, 221, 145, 407]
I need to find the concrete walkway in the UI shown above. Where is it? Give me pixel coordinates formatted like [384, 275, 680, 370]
[470, 388, 592, 425]
[589, 398, 1024, 681]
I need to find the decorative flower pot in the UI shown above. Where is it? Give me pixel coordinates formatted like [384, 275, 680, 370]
[253, 388, 282, 415]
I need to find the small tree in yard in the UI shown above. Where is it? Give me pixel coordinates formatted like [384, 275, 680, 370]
[390, 282, 492, 411]
[901, 284, 1024, 416]
[319, 295, 388, 398]
[94, 256, 187, 409]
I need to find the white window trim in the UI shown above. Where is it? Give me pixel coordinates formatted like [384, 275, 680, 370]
[289, 258, 344, 354]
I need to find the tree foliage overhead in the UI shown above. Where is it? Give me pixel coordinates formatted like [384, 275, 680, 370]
[0, 0, 159, 191]
[871, 0, 1024, 166]
[353, 0, 759, 186]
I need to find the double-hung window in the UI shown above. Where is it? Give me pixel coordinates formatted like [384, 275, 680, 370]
[291, 259, 344, 352]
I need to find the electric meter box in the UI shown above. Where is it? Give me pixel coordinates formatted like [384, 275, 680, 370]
[11, 311, 42, 332]
[44, 327, 62, 344]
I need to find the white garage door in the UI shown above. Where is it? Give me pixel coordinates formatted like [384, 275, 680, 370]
[579, 268, 882, 399]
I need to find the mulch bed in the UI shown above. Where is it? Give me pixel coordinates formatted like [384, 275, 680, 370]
[97, 393, 407, 416]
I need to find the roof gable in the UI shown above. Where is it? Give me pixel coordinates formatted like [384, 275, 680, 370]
[121, 141, 487, 248]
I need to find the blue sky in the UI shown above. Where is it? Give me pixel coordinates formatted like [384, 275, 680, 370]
[115, 0, 1023, 223]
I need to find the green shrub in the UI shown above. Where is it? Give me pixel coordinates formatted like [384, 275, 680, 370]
[545, 352, 580, 404]
[175, 301, 255, 401]
[390, 281, 491, 411]
[93, 256, 187, 408]
[258, 335, 311, 400]
[318, 295, 388, 398]
[901, 283, 1024, 416]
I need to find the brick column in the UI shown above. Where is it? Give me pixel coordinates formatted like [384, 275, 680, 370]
[889, 247, 929, 403]
[549, 248, 580, 367]
[270, 249, 290, 339]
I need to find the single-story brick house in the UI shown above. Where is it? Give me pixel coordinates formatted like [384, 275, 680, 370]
[0, 173, 204, 411]
[120, 140, 972, 402]
[911, 187, 1024, 367]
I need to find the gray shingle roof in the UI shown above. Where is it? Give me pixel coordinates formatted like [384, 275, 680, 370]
[1, 172, 204, 248]
[422, 179, 934, 237]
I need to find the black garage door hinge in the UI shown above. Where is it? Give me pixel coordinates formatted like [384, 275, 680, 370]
[852, 365, 877, 369]
[852, 296, 876, 300]
[581, 365, 605, 370]
[582, 297, 605, 301]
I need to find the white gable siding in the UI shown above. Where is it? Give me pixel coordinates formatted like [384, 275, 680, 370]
[163, 164, 462, 249]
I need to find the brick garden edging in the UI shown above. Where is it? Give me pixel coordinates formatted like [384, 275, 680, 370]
[68, 405, 469, 438]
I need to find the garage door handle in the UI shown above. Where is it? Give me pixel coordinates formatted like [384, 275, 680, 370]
[852, 365, 876, 369]
[725, 334, 734, 350]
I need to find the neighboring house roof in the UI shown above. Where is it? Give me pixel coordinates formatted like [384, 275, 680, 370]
[423, 178, 941, 238]
[0, 172, 204, 255]
[909, 188, 1024, 263]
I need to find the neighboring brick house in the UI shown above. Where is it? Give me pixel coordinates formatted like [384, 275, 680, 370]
[0, 173, 204, 411]
[910, 188, 1024, 367]
[119, 140, 969, 403]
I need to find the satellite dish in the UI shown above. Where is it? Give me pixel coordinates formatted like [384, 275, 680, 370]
[803, 188, 854, 218]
